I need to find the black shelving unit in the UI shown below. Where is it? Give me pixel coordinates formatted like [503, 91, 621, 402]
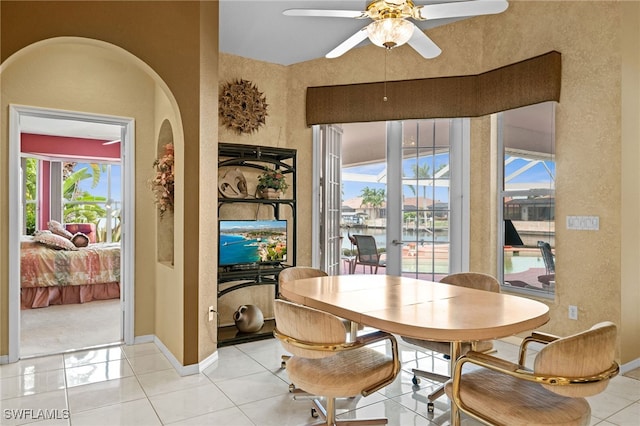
[217, 143, 296, 346]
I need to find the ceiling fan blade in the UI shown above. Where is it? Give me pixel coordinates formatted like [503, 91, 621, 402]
[407, 25, 442, 59]
[326, 28, 369, 58]
[283, 9, 364, 19]
[416, 0, 509, 20]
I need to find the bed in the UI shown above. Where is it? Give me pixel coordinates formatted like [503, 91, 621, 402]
[20, 236, 121, 309]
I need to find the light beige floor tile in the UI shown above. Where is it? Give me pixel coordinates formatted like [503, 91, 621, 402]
[1, 370, 66, 399]
[601, 401, 639, 426]
[136, 368, 210, 397]
[203, 346, 269, 382]
[64, 346, 124, 368]
[392, 387, 450, 422]
[127, 353, 173, 375]
[67, 376, 146, 413]
[237, 341, 291, 372]
[167, 406, 255, 426]
[148, 382, 235, 424]
[214, 370, 291, 405]
[587, 391, 639, 421]
[65, 359, 133, 388]
[602, 375, 640, 402]
[238, 393, 323, 426]
[0, 355, 64, 379]
[122, 342, 161, 359]
[0, 390, 68, 426]
[336, 397, 431, 425]
[69, 398, 161, 426]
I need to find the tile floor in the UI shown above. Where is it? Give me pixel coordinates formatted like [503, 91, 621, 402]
[1, 336, 639, 426]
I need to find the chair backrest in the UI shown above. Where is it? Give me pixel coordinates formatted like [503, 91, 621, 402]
[439, 272, 501, 293]
[274, 299, 347, 359]
[278, 266, 327, 285]
[534, 321, 617, 397]
[537, 241, 555, 274]
[353, 235, 380, 265]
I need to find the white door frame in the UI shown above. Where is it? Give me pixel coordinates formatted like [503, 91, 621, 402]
[8, 104, 135, 362]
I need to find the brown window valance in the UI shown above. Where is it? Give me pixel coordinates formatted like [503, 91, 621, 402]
[306, 51, 561, 126]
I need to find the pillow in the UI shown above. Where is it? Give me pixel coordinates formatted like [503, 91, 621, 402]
[48, 220, 73, 240]
[34, 230, 78, 250]
[71, 232, 90, 248]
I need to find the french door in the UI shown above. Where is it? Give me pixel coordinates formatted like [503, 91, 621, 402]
[315, 118, 469, 278]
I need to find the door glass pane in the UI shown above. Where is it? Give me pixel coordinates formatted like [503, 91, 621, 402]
[400, 119, 451, 280]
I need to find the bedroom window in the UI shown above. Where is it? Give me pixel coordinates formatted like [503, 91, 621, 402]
[21, 157, 39, 235]
[62, 161, 121, 243]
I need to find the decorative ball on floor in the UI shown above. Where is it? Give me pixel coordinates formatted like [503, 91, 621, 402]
[233, 304, 264, 333]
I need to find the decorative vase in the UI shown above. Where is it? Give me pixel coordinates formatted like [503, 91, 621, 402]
[258, 187, 282, 199]
[233, 305, 264, 333]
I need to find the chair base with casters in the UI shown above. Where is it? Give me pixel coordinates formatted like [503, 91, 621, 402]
[444, 322, 619, 426]
[401, 272, 501, 414]
[403, 338, 494, 413]
[274, 299, 401, 425]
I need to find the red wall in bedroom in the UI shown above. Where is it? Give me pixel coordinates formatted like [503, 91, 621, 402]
[21, 133, 121, 160]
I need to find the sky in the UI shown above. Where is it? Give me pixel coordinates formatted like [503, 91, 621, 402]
[342, 154, 555, 202]
[74, 163, 122, 202]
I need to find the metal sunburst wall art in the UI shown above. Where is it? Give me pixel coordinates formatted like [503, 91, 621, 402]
[219, 79, 268, 134]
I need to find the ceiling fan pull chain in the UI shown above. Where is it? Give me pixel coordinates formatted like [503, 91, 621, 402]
[383, 51, 388, 102]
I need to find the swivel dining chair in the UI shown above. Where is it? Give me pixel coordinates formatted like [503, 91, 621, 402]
[278, 266, 362, 370]
[445, 321, 619, 426]
[401, 272, 501, 413]
[273, 299, 401, 425]
[278, 266, 329, 369]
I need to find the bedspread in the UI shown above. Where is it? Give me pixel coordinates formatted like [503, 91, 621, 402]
[21, 238, 121, 288]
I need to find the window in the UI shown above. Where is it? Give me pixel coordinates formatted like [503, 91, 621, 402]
[21, 157, 121, 243]
[498, 102, 556, 297]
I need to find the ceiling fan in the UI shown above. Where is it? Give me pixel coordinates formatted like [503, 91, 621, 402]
[283, 0, 509, 59]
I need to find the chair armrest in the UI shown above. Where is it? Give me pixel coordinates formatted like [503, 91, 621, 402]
[518, 331, 560, 365]
[451, 351, 620, 395]
[274, 328, 401, 397]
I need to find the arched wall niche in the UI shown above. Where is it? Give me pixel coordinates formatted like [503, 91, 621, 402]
[156, 119, 175, 265]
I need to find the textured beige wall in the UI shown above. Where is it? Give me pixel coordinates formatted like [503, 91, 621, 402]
[620, 1, 640, 364]
[0, 40, 159, 354]
[283, 1, 638, 362]
[0, 1, 216, 366]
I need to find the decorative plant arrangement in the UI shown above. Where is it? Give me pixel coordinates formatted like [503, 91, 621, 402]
[219, 79, 268, 134]
[257, 168, 288, 199]
[150, 143, 175, 217]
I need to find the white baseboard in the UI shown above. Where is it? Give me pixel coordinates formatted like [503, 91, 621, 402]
[131, 334, 218, 376]
[0, 355, 9, 365]
[620, 357, 640, 375]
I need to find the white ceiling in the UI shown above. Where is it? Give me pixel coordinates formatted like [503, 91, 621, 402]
[219, 0, 466, 66]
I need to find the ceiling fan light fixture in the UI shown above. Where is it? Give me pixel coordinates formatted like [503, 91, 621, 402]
[367, 18, 414, 49]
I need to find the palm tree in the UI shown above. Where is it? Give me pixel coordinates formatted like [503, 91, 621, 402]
[360, 187, 385, 223]
[407, 163, 431, 227]
[63, 165, 107, 224]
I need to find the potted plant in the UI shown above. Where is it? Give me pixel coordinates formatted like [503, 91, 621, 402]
[257, 168, 288, 199]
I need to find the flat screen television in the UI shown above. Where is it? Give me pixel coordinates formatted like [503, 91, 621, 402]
[219, 220, 287, 267]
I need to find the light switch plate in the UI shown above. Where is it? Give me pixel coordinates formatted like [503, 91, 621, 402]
[566, 215, 599, 231]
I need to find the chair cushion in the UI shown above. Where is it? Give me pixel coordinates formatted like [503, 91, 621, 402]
[444, 367, 591, 426]
[287, 346, 395, 398]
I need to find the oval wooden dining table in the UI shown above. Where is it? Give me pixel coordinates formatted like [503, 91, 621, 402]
[279, 274, 550, 425]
